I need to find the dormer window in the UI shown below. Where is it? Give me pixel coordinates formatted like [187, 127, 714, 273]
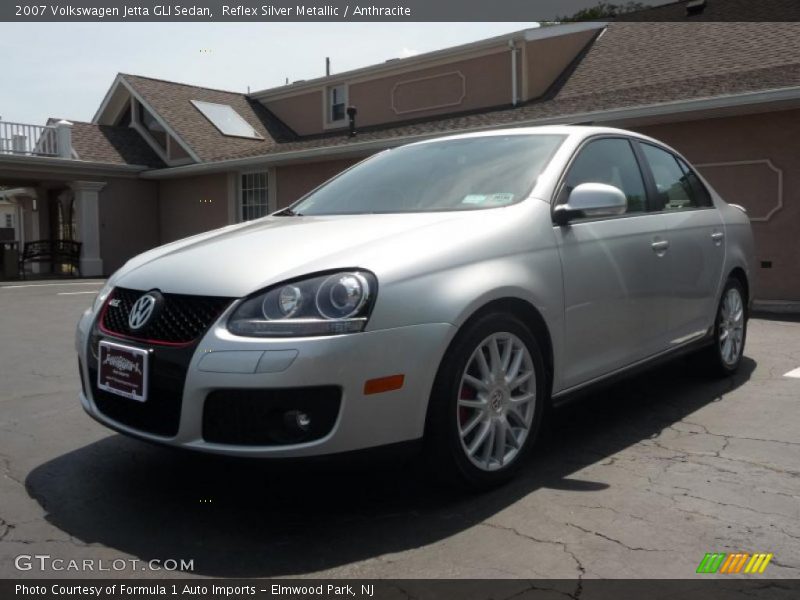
[135, 101, 167, 151]
[190, 100, 263, 139]
[128, 97, 194, 165]
[327, 84, 347, 125]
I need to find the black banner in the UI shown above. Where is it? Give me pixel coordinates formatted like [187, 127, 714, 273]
[4, 579, 800, 600]
[4, 0, 800, 22]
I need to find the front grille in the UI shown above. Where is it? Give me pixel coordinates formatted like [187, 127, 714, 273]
[203, 387, 342, 446]
[101, 287, 232, 345]
[88, 344, 188, 437]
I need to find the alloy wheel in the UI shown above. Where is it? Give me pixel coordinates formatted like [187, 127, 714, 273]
[719, 287, 744, 366]
[457, 332, 536, 471]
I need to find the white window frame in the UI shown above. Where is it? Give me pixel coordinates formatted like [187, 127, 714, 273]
[132, 98, 168, 153]
[239, 170, 271, 222]
[4, 213, 12, 228]
[128, 97, 194, 167]
[324, 83, 348, 128]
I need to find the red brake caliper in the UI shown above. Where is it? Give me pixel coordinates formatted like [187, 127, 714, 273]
[459, 383, 477, 426]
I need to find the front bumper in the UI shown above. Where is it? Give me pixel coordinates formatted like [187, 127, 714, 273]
[76, 307, 455, 457]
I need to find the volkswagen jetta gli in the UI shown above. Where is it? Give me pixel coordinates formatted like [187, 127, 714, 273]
[76, 126, 755, 488]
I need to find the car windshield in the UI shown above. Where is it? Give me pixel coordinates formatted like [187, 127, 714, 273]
[289, 134, 565, 215]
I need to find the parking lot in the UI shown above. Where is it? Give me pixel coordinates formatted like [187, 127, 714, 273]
[1, 280, 799, 579]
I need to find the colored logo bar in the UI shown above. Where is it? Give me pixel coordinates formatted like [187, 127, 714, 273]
[697, 552, 773, 574]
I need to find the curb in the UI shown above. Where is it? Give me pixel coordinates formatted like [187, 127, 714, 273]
[752, 300, 800, 315]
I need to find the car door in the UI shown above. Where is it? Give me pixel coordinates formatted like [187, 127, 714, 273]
[637, 142, 726, 344]
[553, 137, 674, 390]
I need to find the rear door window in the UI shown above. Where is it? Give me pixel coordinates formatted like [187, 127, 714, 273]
[640, 143, 710, 211]
[676, 156, 713, 207]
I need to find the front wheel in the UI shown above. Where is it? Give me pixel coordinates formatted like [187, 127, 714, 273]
[702, 277, 747, 376]
[425, 312, 547, 490]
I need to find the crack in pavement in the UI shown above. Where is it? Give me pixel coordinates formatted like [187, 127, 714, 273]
[0, 517, 14, 541]
[715, 454, 800, 478]
[677, 492, 796, 521]
[566, 522, 665, 552]
[480, 521, 585, 590]
[563, 504, 653, 524]
[645, 433, 800, 479]
[586, 447, 800, 534]
[0, 454, 25, 488]
[641, 484, 800, 543]
[673, 419, 800, 449]
[771, 559, 800, 572]
[4, 536, 98, 556]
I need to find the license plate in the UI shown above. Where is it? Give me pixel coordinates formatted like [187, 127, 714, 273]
[97, 341, 149, 402]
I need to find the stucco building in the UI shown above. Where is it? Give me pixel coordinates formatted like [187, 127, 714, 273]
[1, 20, 799, 301]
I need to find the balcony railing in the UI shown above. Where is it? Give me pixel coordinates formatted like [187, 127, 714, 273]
[0, 120, 72, 158]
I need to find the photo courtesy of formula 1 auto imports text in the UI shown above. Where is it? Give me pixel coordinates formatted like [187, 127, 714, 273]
[1, 1, 799, 599]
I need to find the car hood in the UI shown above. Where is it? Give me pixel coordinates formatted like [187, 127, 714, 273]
[114, 211, 516, 297]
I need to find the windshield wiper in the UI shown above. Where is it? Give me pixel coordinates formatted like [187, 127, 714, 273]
[275, 208, 303, 217]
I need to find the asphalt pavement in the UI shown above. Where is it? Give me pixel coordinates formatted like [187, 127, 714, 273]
[1, 280, 798, 579]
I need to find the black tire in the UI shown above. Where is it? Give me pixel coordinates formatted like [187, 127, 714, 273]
[424, 311, 547, 490]
[701, 277, 748, 377]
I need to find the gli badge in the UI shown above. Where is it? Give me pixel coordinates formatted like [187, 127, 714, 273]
[128, 291, 164, 331]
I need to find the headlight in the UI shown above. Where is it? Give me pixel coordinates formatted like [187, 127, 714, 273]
[228, 270, 377, 337]
[92, 278, 116, 313]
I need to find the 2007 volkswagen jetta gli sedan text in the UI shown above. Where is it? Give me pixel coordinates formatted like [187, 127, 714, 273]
[75, 126, 755, 488]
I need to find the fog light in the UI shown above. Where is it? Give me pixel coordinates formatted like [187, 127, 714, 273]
[283, 409, 311, 434]
[296, 412, 311, 429]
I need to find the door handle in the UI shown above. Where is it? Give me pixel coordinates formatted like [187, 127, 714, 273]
[651, 239, 670, 255]
[711, 231, 725, 245]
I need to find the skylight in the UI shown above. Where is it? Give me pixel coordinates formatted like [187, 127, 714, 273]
[190, 100, 263, 139]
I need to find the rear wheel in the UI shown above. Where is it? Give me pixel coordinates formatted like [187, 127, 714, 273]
[425, 313, 546, 489]
[702, 277, 747, 376]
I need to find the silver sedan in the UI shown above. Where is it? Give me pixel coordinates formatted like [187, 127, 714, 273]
[75, 126, 755, 488]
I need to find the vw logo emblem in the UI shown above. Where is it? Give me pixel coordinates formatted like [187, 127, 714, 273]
[128, 292, 162, 331]
[489, 389, 504, 412]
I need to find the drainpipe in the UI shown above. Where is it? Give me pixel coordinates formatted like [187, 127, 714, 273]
[509, 40, 518, 106]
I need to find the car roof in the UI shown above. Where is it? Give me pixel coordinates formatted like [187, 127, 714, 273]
[404, 124, 679, 158]
[408, 125, 660, 146]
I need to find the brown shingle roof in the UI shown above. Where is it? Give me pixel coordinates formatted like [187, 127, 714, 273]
[69, 121, 165, 168]
[558, 23, 800, 99]
[209, 22, 800, 162]
[121, 74, 293, 162]
[98, 22, 800, 168]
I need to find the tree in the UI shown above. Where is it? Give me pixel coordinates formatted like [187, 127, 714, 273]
[557, 2, 649, 22]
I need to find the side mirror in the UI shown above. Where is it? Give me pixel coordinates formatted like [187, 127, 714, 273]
[553, 182, 627, 225]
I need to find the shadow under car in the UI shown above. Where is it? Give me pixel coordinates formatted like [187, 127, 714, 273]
[25, 356, 755, 577]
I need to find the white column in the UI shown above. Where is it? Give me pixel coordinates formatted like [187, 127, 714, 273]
[70, 181, 106, 277]
[55, 120, 73, 159]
